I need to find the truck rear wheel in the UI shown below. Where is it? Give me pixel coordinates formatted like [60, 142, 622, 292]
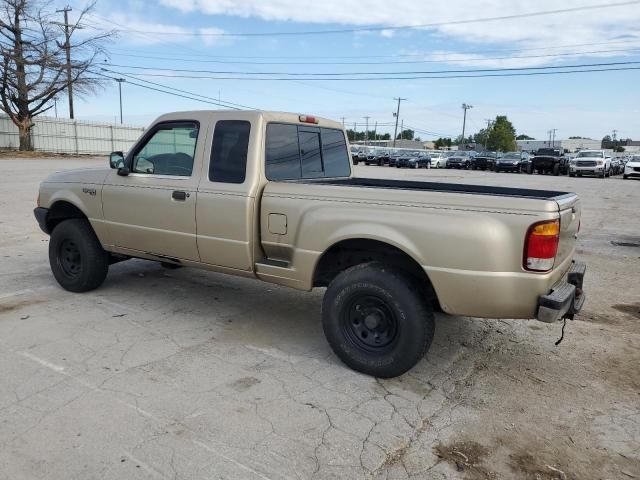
[49, 219, 109, 292]
[553, 164, 560, 176]
[322, 262, 435, 378]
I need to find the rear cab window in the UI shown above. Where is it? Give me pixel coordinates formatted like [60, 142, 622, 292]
[266, 123, 350, 180]
[209, 120, 251, 184]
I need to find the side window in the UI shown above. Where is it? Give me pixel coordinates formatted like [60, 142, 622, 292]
[266, 123, 300, 180]
[209, 120, 251, 184]
[321, 128, 350, 177]
[299, 129, 323, 178]
[132, 122, 198, 176]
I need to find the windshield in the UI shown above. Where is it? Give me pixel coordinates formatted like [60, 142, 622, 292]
[502, 153, 520, 159]
[577, 151, 603, 158]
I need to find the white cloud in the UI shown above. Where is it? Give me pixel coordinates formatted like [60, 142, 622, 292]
[86, 13, 228, 46]
[156, 0, 640, 65]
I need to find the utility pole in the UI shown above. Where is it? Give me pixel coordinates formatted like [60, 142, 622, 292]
[340, 117, 345, 128]
[400, 120, 404, 141]
[353, 122, 357, 144]
[612, 129, 618, 150]
[115, 78, 125, 124]
[392, 97, 406, 148]
[53, 97, 58, 118]
[551, 129, 558, 148]
[373, 122, 378, 142]
[548, 130, 553, 146]
[461, 103, 472, 150]
[56, 6, 74, 119]
[484, 119, 493, 150]
[364, 116, 370, 146]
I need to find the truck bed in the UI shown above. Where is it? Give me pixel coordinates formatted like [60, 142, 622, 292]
[303, 178, 573, 201]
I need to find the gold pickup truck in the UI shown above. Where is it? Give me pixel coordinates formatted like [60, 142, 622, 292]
[34, 111, 586, 378]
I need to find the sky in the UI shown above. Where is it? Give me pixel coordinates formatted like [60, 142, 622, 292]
[54, 0, 640, 141]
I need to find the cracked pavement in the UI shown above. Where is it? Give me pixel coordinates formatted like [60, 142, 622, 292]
[1, 157, 639, 479]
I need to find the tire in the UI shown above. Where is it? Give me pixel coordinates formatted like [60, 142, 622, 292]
[49, 219, 109, 293]
[623, 175, 628, 179]
[322, 262, 435, 378]
[553, 164, 560, 176]
[527, 164, 533, 174]
[569, 172, 575, 177]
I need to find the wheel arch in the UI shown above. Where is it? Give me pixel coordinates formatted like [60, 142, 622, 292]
[312, 238, 441, 311]
[46, 200, 89, 232]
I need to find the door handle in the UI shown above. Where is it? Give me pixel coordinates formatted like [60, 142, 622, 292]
[172, 191, 189, 201]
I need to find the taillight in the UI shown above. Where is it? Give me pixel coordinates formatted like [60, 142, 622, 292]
[524, 219, 560, 272]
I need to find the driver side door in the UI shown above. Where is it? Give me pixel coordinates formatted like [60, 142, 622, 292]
[102, 120, 202, 262]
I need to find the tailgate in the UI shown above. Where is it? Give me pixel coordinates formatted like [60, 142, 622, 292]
[556, 194, 581, 267]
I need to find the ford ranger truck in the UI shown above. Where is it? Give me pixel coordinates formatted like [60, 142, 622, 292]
[34, 111, 586, 378]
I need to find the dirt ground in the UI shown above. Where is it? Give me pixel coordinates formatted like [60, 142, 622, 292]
[0, 157, 638, 480]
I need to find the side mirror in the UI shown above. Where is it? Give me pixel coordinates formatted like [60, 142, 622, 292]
[110, 151, 125, 169]
[117, 167, 130, 176]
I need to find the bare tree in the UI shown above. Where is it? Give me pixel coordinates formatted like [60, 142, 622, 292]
[0, 0, 113, 150]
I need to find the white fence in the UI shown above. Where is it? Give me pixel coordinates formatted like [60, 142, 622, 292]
[0, 115, 145, 155]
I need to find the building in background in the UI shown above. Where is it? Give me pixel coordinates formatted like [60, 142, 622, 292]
[517, 138, 601, 153]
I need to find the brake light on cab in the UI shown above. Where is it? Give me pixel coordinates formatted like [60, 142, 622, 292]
[299, 115, 319, 124]
[524, 219, 560, 272]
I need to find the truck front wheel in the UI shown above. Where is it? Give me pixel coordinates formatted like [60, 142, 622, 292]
[49, 219, 109, 292]
[322, 262, 435, 378]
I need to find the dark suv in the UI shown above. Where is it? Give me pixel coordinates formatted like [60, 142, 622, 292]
[495, 152, 527, 173]
[472, 152, 501, 171]
[446, 151, 475, 169]
[529, 148, 569, 176]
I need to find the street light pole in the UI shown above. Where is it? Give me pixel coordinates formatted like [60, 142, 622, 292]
[461, 103, 473, 150]
[392, 97, 406, 148]
[115, 78, 125, 124]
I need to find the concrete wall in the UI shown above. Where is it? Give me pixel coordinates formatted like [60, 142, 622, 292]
[0, 115, 145, 155]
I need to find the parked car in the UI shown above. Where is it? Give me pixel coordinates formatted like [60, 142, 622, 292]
[495, 152, 525, 173]
[350, 146, 365, 165]
[569, 150, 612, 178]
[388, 151, 402, 167]
[623, 155, 640, 180]
[365, 149, 385, 166]
[428, 151, 447, 168]
[610, 157, 625, 176]
[529, 148, 570, 176]
[33, 110, 586, 378]
[397, 151, 431, 169]
[472, 151, 502, 171]
[446, 151, 475, 169]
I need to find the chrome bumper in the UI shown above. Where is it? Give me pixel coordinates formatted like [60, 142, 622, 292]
[537, 262, 586, 323]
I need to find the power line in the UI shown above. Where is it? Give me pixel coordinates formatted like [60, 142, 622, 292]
[106, 39, 640, 61]
[102, 60, 640, 77]
[101, 64, 640, 81]
[105, 47, 640, 66]
[92, 70, 248, 109]
[98, 2, 640, 37]
[98, 68, 259, 110]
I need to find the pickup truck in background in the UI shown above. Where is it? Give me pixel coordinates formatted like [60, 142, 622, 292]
[471, 151, 501, 171]
[569, 150, 612, 178]
[529, 148, 570, 176]
[34, 111, 586, 378]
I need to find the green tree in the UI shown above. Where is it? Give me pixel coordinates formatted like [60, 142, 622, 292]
[516, 134, 534, 140]
[434, 137, 452, 149]
[396, 129, 414, 140]
[486, 116, 517, 152]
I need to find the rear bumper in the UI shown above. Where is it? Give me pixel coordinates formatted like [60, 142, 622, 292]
[34, 207, 50, 234]
[536, 262, 586, 323]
